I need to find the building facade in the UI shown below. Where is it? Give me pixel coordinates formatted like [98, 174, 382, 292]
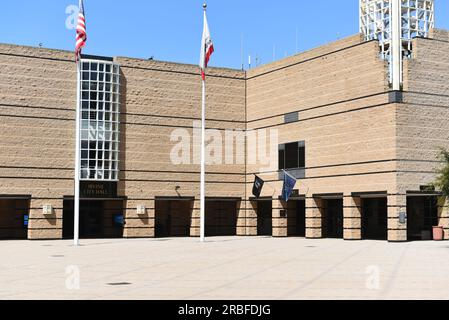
[0, 28, 448, 242]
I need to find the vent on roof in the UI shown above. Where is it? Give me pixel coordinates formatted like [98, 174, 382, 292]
[284, 112, 299, 124]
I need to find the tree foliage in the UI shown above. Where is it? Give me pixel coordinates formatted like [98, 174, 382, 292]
[432, 148, 449, 197]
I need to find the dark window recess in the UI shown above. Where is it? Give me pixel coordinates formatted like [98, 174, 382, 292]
[279, 141, 305, 170]
[298, 141, 305, 167]
[279, 141, 306, 180]
[278, 148, 285, 170]
[285, 142, 298, 169]
[284, 112, 299, 124]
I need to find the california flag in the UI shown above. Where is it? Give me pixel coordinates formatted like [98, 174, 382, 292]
[199, 9, 214, 80]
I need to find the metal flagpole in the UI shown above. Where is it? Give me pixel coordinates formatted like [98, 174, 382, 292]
[200, 77, 206, 242]
[74, 60, 81, 246]
[200, 3, 208, 243]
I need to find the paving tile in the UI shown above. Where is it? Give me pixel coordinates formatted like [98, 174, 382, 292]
[1, 237, 449, 299]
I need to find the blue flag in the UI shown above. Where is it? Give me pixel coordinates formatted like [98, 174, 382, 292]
[282, 171, 297, 202]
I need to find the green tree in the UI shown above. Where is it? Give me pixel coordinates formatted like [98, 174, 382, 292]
[431, 148, 449, 197]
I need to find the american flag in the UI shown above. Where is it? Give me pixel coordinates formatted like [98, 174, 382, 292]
[75, 0, 87, 62]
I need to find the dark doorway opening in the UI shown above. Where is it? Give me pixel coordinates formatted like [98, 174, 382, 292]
[287, 200, 306, 237]
[362, 198, 388, 240]
[63, 199, 124, 239]
[323, 199, 343, 238]
[257, 200, 272, 236]
[0, 198, 29, 240]
[155, 200, 192, 238]
[407, 196, 439, 241]
[205, 201, 237, 237]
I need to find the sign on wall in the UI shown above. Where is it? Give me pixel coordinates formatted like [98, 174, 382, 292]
[80, 181, 118, 199]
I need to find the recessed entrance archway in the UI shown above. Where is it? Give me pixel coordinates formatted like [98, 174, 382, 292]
[63, 198, 124, 239]
[155, 198, 193, 238]
[287, 199, 306, 237]
[320, 197, 344, 239]
[407, 195, 439, 241]
[257, 200, 272, 236]
[0, 196, 30, 240]
[205, 199, 239, 237]
[362, 198, 388, 240]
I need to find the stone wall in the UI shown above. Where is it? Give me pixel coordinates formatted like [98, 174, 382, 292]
[0, 44, 75, 239]
[245, 35, 394, 240]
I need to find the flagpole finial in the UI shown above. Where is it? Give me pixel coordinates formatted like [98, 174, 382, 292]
[203, 3, 207, 10]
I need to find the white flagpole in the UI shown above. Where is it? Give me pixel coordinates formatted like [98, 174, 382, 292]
[200, 3, 208, 243]
[74, 60, 81, 246]
[200, 77, 206, 242]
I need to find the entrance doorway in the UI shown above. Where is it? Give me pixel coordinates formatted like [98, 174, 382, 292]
[257, 200, 272, 236]
[323, 199, 343, 238]
[205, 200, 238, 237]
[362, 198, 388, 240]
[0, 198, 29, 240]
[63, 199, 124, 239]
[407, 196, 439, 241]
[287, 200, 306, 237]
[155, 199, 192, 238]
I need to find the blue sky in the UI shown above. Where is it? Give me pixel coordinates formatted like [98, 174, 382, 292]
[2, 1, 449, 69]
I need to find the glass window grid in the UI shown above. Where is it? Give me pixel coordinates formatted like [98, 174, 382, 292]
[79, 59, 120, 181]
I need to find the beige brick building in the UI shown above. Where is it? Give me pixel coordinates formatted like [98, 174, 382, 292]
[0, 28, 448, 242]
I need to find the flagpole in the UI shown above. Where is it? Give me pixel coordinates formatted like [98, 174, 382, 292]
[200, 3, 208, 243]
[74, 60, 81, 246]
[200, 76, 206, 242]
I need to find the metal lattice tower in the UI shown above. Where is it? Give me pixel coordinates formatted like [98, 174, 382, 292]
[359, 0, 435, 87]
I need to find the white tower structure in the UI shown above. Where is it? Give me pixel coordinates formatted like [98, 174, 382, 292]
[360, 0, 435, 89]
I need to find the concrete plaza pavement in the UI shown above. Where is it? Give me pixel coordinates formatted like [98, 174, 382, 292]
[1, 237, 449, 300]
